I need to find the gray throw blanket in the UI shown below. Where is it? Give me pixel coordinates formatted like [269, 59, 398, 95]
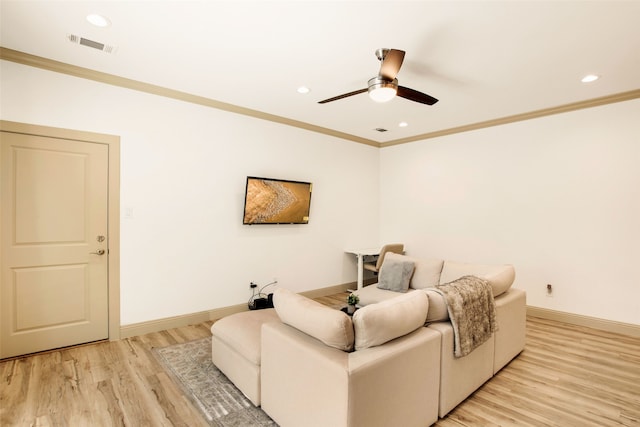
[435, 276, 497, 358]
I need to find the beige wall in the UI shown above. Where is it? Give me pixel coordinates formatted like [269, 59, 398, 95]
[379, 98, 640, 325]
[0, 60, 380, 326]
[3, 56, 638, 328]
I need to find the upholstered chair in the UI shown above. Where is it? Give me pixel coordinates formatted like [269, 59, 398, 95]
[363, 243, 404, 273]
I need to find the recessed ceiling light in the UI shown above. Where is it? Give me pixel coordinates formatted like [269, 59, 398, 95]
[399, 121, 408, 128]
[86, 14, 111, 27]
[581, 74, 600, 83]
[297, 86, 310, 94]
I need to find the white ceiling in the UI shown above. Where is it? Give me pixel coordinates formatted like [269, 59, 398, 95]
[1, 1, 639, 145]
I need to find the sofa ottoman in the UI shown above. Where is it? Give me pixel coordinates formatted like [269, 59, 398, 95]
[210, 308, 280, 406]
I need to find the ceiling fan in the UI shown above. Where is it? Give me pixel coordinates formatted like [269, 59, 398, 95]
[318, 48, 439, 106]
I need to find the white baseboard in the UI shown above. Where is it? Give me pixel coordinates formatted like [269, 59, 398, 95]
[299, 282, 351, 299]
[527, 306, 640, 338]
[121, 287, 639, 340]
[119, 281, 354, 339]
[118, 305, 246, 339]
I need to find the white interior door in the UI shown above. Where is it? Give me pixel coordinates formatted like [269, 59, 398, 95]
[1, 131, 109, 359]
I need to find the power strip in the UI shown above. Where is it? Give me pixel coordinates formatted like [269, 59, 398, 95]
[248, 294, 274, 310]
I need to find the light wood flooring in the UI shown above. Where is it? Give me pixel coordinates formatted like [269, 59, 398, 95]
[1, 292, 639, 426]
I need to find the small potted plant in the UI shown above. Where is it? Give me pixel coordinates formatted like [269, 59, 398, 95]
[347, 293, 359, 314]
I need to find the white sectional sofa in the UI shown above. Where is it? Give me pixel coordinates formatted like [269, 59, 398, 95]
[354, 253, 527, 417]
[210, 254, 526, 427]
[261, 289, 441, 427]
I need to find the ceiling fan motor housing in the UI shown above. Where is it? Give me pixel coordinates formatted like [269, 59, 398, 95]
[375, 48, 391, 61]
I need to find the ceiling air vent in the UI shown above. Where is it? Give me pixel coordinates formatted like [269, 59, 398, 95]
[67, 34, 117, 54]
[374, 128, 388, 133]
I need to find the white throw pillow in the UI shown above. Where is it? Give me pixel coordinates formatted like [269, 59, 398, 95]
[273, 288, 354, 351]
[352, 291, 429, 350]
[377, 252, 415, 293]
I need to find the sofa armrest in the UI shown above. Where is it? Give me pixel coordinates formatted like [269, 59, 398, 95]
[261, 322, 441, 427]
[493, 287, 526, 373]
[347, 327, 441, 427]
[261, 322, 349, 427]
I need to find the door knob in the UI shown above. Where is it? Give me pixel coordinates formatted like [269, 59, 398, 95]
[90, 249, 106, 255]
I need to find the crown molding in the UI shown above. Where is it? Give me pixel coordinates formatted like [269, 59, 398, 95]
[381, 88, 640, 148]
[0, 47, 379, 147]
[2, 47, 638, 149]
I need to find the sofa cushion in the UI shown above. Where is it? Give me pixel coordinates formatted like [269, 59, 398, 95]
[407, 256, 444, 289]
[377, 253, 415, 293]
[353, 286, 449, 322]
[273, 288, 354, 351]
[423, 289, 449, 322]
[440, 262, 515, 297]
[354, 285, 414, 306]
[352, 291, 429, 350]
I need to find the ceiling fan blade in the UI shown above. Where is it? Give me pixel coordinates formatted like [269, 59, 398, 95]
[318, 88, 367, 104]
[379, 49, 405, 80]
[397, 86, 439, 105]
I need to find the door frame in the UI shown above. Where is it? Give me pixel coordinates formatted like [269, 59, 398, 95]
[0, 120, 120, 343]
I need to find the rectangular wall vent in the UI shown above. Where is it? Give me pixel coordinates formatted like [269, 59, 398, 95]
[67, 34, 116, 54]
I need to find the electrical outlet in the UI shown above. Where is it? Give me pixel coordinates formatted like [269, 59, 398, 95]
[546, 283, 553, 297]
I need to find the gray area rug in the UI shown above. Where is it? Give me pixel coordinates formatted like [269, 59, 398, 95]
[154, 337, 277, 427]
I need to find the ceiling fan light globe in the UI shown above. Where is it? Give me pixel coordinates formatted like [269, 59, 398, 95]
[367, 78, 398, 103]
[369, 86, 396, 102]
